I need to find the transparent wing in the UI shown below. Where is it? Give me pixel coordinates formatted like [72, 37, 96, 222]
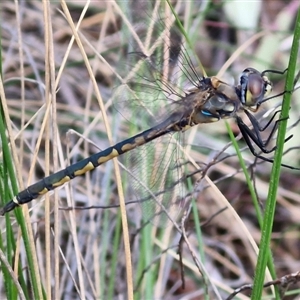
[125, 132, 189, 227]
[113, 9, 206, 127]
[112, 8, 206, 226]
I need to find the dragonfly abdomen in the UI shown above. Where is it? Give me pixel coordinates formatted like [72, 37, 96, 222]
[16, 147, 122, 205]
[0, 124, 172, 215]
[1, 146, 125, 214]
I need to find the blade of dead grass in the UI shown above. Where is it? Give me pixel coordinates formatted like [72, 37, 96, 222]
[43, 0, 57, 299]
[61, 1, 134, 299]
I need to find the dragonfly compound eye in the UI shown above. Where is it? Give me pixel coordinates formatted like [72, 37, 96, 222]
[240, 68, 272, 107]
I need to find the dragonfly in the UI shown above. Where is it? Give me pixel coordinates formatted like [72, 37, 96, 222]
[0, 13, 292, 218]
[1, 66, 290, 217]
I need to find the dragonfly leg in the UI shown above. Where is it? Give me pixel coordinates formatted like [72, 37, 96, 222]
[236, 114, 299, 170]
[261, 68, 287, 76]
[243, 109, 293, 150]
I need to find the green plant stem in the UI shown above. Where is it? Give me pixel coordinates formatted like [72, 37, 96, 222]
[251, 7, 300, 300]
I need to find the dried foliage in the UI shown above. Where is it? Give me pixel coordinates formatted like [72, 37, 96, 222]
[1, 1, 300, 299]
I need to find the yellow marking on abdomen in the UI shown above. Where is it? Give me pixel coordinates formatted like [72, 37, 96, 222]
[52, 176, 71, 187]
[97, 148, 119, 164]
[74, 162, 95, 176]
[121, 137, 146, 152]
[121, 143, 135, 152]
[39, 188, 50, 195]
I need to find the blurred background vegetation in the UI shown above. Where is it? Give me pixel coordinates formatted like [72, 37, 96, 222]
[1, 1, 300, 299]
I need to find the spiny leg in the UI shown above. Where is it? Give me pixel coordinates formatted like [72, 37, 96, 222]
[243, 109, 293, 151]
[236, 113, 299, 170]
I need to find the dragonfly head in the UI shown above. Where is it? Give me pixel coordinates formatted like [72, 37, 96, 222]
[239, 68, 272, 108]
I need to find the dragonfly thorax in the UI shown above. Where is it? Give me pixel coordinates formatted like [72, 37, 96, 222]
[192, 92, 238, 124]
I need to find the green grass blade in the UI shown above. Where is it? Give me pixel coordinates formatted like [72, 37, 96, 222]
[225, 121, 279, 297]
[251, 7, 300, 300]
